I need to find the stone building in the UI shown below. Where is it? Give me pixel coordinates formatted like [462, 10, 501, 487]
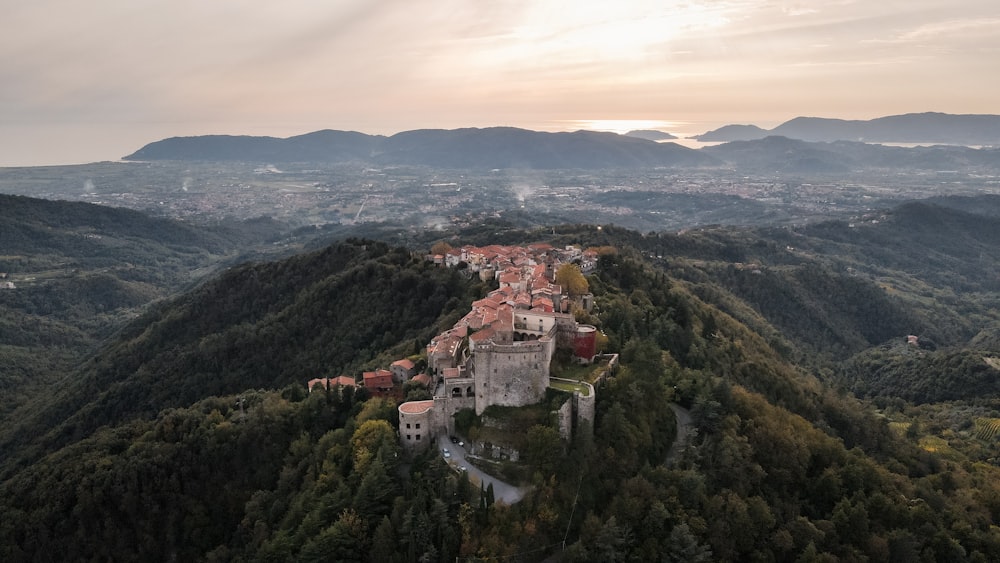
[399, 400, 437, 451]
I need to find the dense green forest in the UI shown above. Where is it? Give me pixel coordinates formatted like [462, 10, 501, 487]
[0, 194, 290, 420]
[0, 239, 486, 474]
[3, 196, 1000, 561]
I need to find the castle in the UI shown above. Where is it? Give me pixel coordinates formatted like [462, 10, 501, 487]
[398, 244, 598, 452]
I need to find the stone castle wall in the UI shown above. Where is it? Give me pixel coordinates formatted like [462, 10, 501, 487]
[435, 388, 474, 435]
[556, 398, 574, 441]
[473, 338, 554, 415]
[574, 386, 596, 429]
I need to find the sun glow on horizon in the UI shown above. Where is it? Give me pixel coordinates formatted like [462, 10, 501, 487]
[567, 119, 685, 135]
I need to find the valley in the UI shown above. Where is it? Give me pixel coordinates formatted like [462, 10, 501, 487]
[2, 158, 998, 239]
[2, 142, 1000, 560]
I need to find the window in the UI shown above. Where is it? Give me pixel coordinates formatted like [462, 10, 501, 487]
[416, 434, 421, 440]
[415, 423, 421, 429]
[406, 423, 411, 429]
[407, 434, 411, 440]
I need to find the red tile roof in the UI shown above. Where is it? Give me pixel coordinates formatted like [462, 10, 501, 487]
[469, 327, 495, 342]
[391, 358, 415, 370]
[399, 400, 435, 414]
[363, 371, 394, 389]
[307, 378, 330, 391]
[308, 376, 357, 391]
[335, 375, 358, 387]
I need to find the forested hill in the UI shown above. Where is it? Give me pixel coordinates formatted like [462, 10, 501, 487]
[0, 193, 256, 260]
[3, 201, 1000, 560]
[0, 194, 287, 423]
[0, 239, 485, 473]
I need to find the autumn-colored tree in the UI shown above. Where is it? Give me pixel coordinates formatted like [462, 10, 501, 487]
[587, 245, 617, 256]
[556, 263, 589, 297]
[430, 241, 453, 256]
[350, 419, 396, 473]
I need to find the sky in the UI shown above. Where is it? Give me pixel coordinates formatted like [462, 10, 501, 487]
[2, 0, 999, 166]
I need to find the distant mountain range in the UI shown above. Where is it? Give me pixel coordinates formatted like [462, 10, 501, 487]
[693, 112, 1000, 144]
[124, 127, 712, 169]
[123, 115, 1000, 172]
[702, 136, 1000, 174]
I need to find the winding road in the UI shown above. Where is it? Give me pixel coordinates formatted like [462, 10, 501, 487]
[441, 442, 527, 504]
[665, 403, 693, 465]
[440, 402, 693, 504]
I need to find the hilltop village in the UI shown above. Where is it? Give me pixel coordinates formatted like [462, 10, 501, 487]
[309, 243, 605, 454]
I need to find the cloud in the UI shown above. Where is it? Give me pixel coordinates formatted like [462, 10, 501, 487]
[1, 0, 999, 165]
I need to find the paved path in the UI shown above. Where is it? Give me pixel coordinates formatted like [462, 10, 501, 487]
[437, 402, 691, 501]
[665, 403, 693, 465]
[441, 442, 527, 504]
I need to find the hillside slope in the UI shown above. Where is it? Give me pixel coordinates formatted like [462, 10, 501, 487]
[0, 240, 485, 474]
[3, 204, 1000, 560]
[0, 194, 285, 420]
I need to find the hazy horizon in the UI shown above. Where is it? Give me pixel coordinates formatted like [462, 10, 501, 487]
[3, 0, 998, 167]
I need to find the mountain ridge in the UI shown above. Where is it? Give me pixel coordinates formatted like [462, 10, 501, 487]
[125, 127, 715, 169]
[123, 118, 1000, 172]
[694, 111, 1000, 144]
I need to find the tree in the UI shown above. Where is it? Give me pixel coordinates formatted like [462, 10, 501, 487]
[430, 242, 452, 256]
[353, 457, 397, 524]
[368, 516, 397, 563]
[350, 419, 396, 473]
[556, 263, 589, 297]
[299, 509, 368, 563]
[524, 425, 562, 476]
[663, 523, 712, 563]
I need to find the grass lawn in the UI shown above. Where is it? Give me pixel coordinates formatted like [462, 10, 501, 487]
[549, 379, 590, 396]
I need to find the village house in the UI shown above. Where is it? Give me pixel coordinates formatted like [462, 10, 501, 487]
[306, 375, 358, 392]
[362, 369, 394, 395]
[390, 358, 417, 383]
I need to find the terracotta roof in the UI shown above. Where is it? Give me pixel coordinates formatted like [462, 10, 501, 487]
[391, 358, 415, 370]
[310, 375, 359, 391]
[307, 378, 330, 391]
[442, 367, 461, 378]
[469, 327, 495, 342]
[398, 400, 435, 414]
[482, 309, 498, 325]
[463, 313, 485, 330]
[412, 373, 431, 386]
[335, 375, 358, 387]
[363, 371, 394, 388]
